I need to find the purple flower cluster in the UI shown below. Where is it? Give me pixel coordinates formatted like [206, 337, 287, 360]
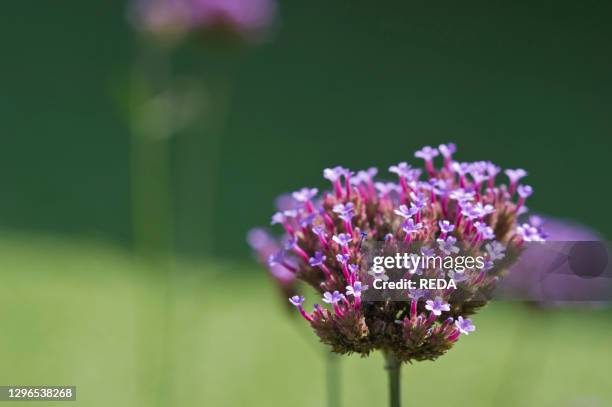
[250, 143, 543, 362]
[129, 0, 277, 41]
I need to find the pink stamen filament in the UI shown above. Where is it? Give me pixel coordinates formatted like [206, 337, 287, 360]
[281, 262, 297, 273]
[410, 299, 418, 319]
[357, 185, 369, 201]
[425, 160, 435, 177]
[345, 220, 353, 236]
[283, 223, 294, 235]
[334, 180, 343, 198]
[444, 156, 452, 170]
[473, 270, 486, 285]
[455, 214, 463, 229]
[448, 329, 460, 341]
[317, 233, 330, 250]
[441, 196, 449, 217]
[345, 176, 351, 198]
[367, 180, 376, 199]
[320, 264, 331, 277]
[509, 181, 517, 195]
[323, 212, 335, 230]
[293, 245, 310, 262]
[305, 201, 315, 213]
[342, 296, 351, 308]
[298, 305, 313, 322]
[341, 263, 350, 282]
[333, 303, 344, 317]
[426, 312, 437, 325]
[399, 176, 408, 195]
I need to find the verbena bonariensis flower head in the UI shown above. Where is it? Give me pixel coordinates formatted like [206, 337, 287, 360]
[251, 144, 544, 363]
[129, 0, 277, 42]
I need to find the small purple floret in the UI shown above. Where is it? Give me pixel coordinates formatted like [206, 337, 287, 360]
[346, 281, 368, 297]
[394, 204, 418, 219]
[455, 316, 476, 335]
[439, 220, 455, 234]
[402, 218, 423, 234]
[517, 184, 533, 198]
[438, 143, 456, 158]
[322, 290, 343, 304]
[389, 162, 412, 178]
[414, 146, 440, 161]
[289, 295, 305, 307]
[425, 297, 451, 316]
[292, 187, 318, 202]
[308, 251, 326, 267]
[505, 168, 527, 184]
[332, 233, 352, 247]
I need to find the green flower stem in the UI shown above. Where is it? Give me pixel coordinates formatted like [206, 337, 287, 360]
[384, 351, 402, 407]
[326, 351, 341, 407]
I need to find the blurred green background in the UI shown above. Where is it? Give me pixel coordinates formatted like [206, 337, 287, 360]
[0, 236, 610, 406]
[1, 1, 611, 256]
[0, 1, 611, 406]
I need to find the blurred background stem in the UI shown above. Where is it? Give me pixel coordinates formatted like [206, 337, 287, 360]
[129, 42, 177, 407]
[179, 69, 233, 257]
[130, 136, 174, 256]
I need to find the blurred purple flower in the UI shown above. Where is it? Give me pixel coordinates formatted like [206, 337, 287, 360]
[247, 228, 296, 301]
[502, 216, 608, 307]
[129, 0, 277, 42]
